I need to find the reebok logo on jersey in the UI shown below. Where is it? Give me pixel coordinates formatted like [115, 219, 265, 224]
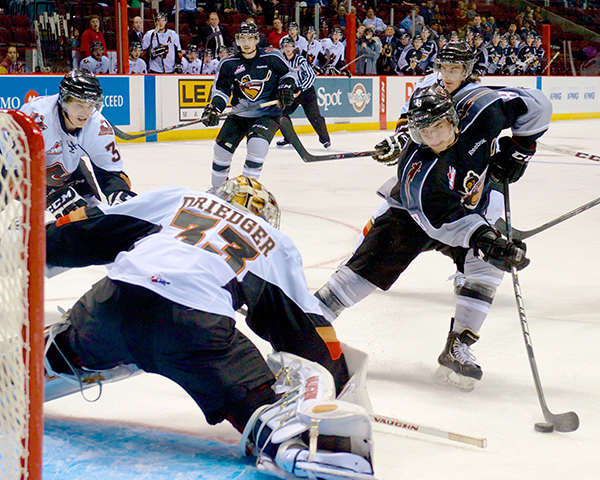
[239, 71, 272, 100]
[468, 139, 487, 156]
[150, 273, 171, 286]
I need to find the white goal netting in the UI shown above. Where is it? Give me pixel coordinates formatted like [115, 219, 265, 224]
[0, 110, 40, 480]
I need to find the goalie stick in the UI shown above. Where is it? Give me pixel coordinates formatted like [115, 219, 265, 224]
[503, 181, 579, 433]
[370, 413, 487, 448]
[494, 194, 600, 240]
[112, 100, 280, 141]
[279, 117, 378, 162]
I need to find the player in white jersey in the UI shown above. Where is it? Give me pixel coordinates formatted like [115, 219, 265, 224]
[128, 42, 147, 74]
[304, 26, 324, 69]
[321, 28, 345, 72]
[44, 176, 375, 480]
[142, 12, 182, 73]
[79, 41, 112, 74]
[199, 48, 217, 74]
[181, 44, 203, 74]
[18, 70, 135, 218]
[279, 22, 308, 56]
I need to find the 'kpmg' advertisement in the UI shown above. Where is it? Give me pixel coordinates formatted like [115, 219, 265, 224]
[0, 75, 130, 125]
[291, 78, 373, 119]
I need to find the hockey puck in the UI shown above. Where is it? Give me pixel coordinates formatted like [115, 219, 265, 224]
[534, 422, 554, 433]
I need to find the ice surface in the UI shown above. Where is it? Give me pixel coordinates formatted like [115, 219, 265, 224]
[44, 119, 600, 479]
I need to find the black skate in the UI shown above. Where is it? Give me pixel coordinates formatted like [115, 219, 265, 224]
[276, 139, 290, 148]
[435, 328, 482, 392]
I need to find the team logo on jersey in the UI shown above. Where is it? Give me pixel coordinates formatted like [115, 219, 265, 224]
[98, 119, 114, 136]
[30, 112, 47, 131]
[234, 64, 246, 74]
[45, 141, 62, 155]
[447, 166, 456, 190]
[459, 169, 486, 209]
[150, 273, 171, 286]
[239, 71, 272, 100]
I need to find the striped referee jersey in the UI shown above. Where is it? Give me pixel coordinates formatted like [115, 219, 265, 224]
[284, 53, 316, 92]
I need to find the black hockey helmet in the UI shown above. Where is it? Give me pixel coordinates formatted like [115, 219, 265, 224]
[155, 12, 167, 22]
[407, 84, 459, 144]
[434, 41, 475, 77]
[59, 69, 104, 111]
[236, 22, 259, 42]
[288, 22, 299, 31]
[91, 41, 105, 52]
[186, 44, 198, 53]
[281, 36, 295, 47]
[130, 41, 142, 51]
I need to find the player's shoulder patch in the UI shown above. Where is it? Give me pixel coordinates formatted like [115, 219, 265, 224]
[98, 119, 114, 136]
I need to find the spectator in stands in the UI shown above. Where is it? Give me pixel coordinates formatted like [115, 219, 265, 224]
[470, 15, 484, 37]
[195, 12, 229, 53]
[399, 7, 424, 36]
[174, 0, 201, 34]
[255, 0, 279, 25]
[419, 0, 435, 26]
[80, 15, 107, 59]
[486, 16, 497, 33]
[466, 2, 477, 20]
[129, 16, 144, 46]
[534, 7, 545, 25]
[356, 25, 380, 75]
[376, 41, 397, 75]
[382, 25, 401, 61]
[267, 17, 287, 48]
[245, 16, 269, 47]
[363, 7, 386, 34]
[79, 41, 112, 74]
[454, 1, 468, 20]
[432, 3, 443, 24]
[0, 45, 26, 73]
[332, 4, 348, 30]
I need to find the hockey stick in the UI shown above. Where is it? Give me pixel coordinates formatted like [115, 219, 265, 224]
[279, 117, 378, 162]
[541, 51, 561, 74]
[503, 181, 579, 433]
[370, 413, 487, 448]
[537, 142, 600, 162]
[112, 100, 280, 141]
[494, 193, 600, 240]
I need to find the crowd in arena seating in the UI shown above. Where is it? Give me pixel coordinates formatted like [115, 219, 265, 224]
[1, 0, 599, 75]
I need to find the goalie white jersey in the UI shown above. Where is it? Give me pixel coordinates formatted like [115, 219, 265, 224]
[92, 186, 325, 318]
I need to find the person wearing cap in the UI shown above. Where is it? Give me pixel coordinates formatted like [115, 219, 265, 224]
[128, 42, 148, 74]
[279, 22, 308, 57]
[142, 12, 182, 73]
[277, 36, 331, 149]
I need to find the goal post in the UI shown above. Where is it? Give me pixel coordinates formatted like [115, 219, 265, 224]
[0, 109, 46, 480]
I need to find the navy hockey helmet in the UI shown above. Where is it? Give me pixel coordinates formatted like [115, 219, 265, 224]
[331, 27, 343, 36]
[91, 41, 105, 52]
[59, 69, 104, 111]
[130, 41, 142, 51]
[434, 41, 475, 77]
[307, 26, 316, 33]
[155, 12, 167, 22]
[413, 34, 423, 44]
[281, 36, 295, 47]
[288, 22, 299, 31]
[186, 44, 198, 53]
[407, 84, 459, 145]
[214, 176, 280, 229]
[236, 22, 259, 42]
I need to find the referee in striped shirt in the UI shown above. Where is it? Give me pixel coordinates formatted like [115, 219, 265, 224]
[277, 37, 331, 149]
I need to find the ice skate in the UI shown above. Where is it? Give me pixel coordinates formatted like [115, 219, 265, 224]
[322, 141, 331, 149]
[435, 327, 482, 392]
[276, 138, 290, 148]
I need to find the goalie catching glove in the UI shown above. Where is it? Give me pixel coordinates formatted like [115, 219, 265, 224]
[489, 136, 536, 184]
[276, 83, 295, 108]
[372, 124, 410, 166]
[46, 185, 87, 219]
[471, 225, 530, 272]
[201, 103, 221, 127]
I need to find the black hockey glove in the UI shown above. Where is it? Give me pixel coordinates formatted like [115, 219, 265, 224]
[372, 124, 410, 166]
[201, 103, 221, 127]
[277, 83, 295, 107]
[151, 44, 169, 59]
[46, 185, 88, 219]
[107, 190, 137, 206]
[173, 63, 184, 74]
[471, 225, 530, 272]
[489, 136, 536, 184]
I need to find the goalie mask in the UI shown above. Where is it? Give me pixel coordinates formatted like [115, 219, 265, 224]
[407, 85, 459, 145]
[434, 41, 476, 78]
[214, 175, 280, 228]
[59, 69, 104, 112]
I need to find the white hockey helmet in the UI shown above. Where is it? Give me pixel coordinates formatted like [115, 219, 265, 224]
[214, 175, 280, 228]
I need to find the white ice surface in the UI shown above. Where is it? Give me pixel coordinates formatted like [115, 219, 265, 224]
[44, 119, 600, 479]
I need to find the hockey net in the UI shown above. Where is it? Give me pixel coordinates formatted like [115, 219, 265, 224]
[0, 110, 45, 480]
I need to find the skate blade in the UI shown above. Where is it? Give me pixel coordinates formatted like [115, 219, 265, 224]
[434, 365, 477, 392]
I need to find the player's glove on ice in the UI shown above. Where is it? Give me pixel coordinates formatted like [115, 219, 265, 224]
[202, 103, 221, 127]
[46, 185, 88, 219]
[277, 83, 295, 107]
[471, 225, 530, 272]
[489, 136, 536, 184]
[107, 190, 137, 206]
[372, 125, 410, 166]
